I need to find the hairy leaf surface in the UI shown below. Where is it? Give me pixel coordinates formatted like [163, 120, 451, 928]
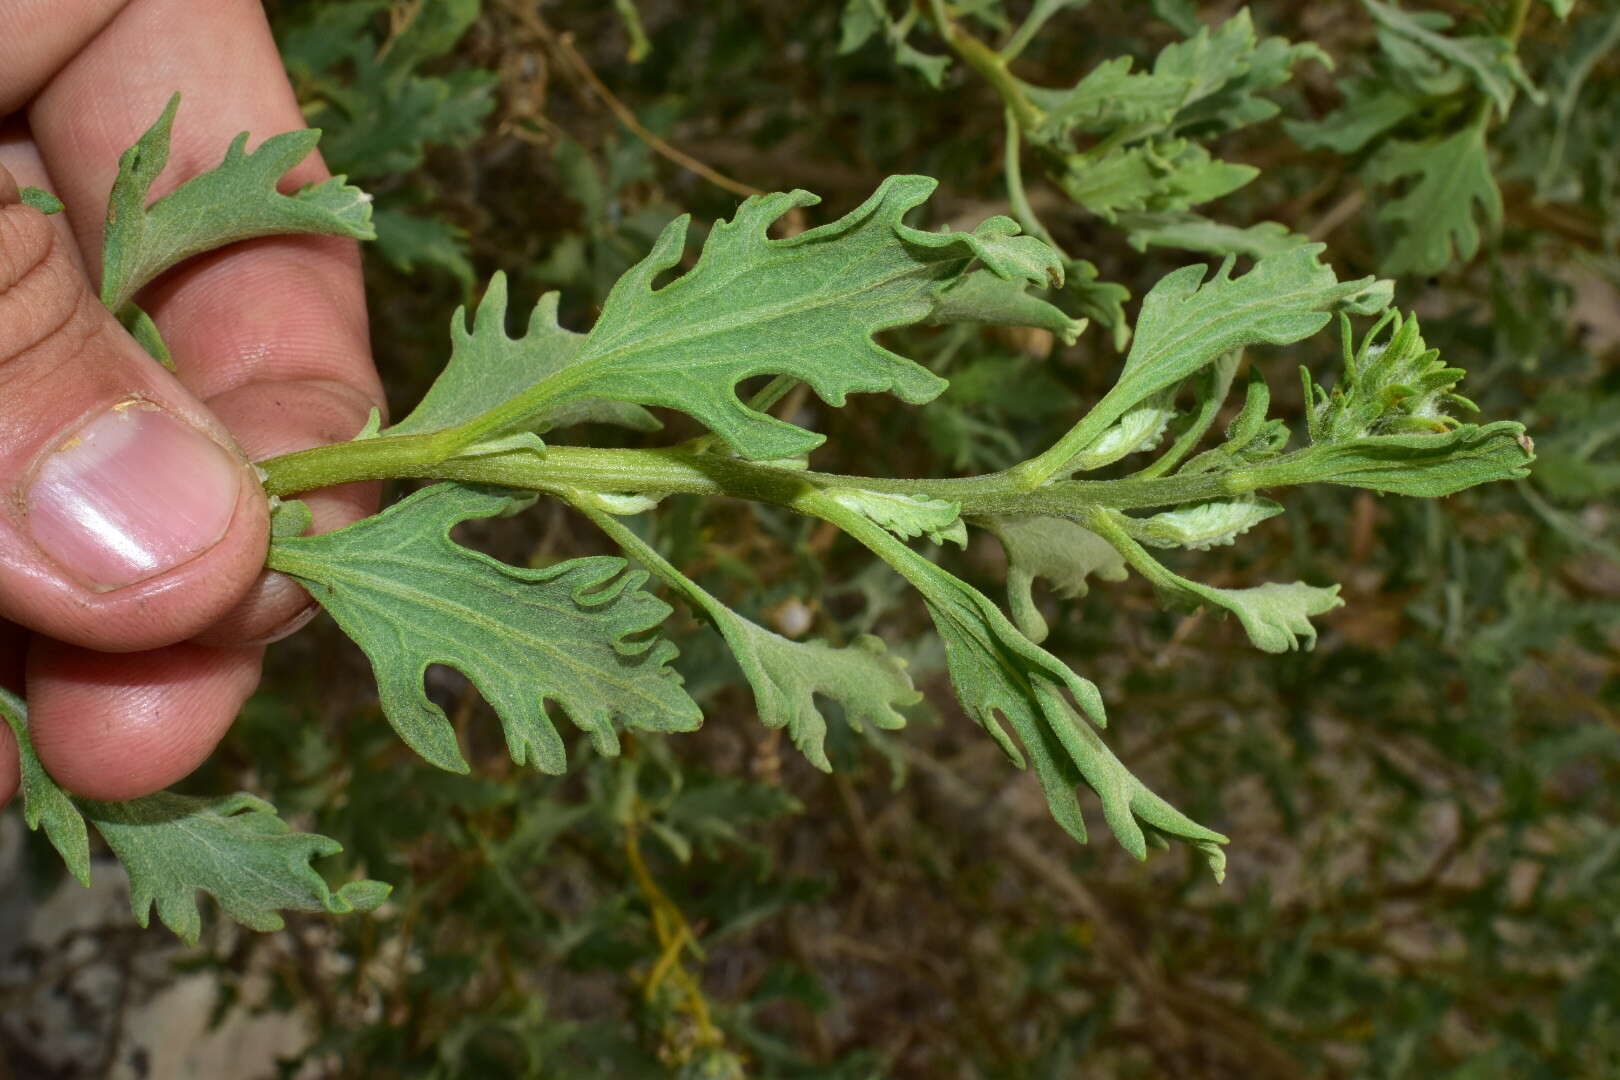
[815, 493, 1226, 876]
[101, 95, 375, 313]
[269, 484, 702, 774]
[1362, 0, 1533, 115]
[579, 500, 919, 772]
[1121, 214, 1309, 257]
[1132, 498, 1284, 550]
[388, 273, 659, 438]
[827, 489, 968, 548]
[85, 794, 391, 946]
[1042, 246, 1388, 477]
[19, 186, 63, 215]
[1092, 511, 1342, 653]
[979, 517, 1128, 643]
[1366, 125, 1502, 277]
[473, 176, 1067, 459]
[2, 689, 385, 945]
[0, 688, 90, 886]
[1287, 422, 1534, 497]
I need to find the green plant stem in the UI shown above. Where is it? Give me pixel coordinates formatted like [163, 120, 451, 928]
[926, 0, 1045, 131]
[259, 427, 1322, 520]
[1007, 387, 1133, 490]
[999, 0, 1072, 63]
[1003, 107, 1059, 249]
[1505, 0, 1532, 44]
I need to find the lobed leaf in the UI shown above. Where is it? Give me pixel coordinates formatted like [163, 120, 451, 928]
[1050, 139, 1257, 222]
[1039, 246, 1389, 479]
[0, 688, 91, 886]
[814, 492, 1227, 877]
[1119, 246, 1390, 414]
[1362, 0, 1535, 115]
[1124, 248, 1384, 414]
[468, 176, 1068, 460]
[101, 95, 375, 313]
[1025, 8, 1327, 142]
[388, 273, 659, 438]
[577, 499, 920, 772]
[282, 0, 495, 180]
[838, 0, 951, 87]
[1064, 258, 1133, 350]
[1365, 124, 1502, 277]
[84, 794, 391, 946]
[978, 516, 1129, 643]
[1, 689, 385, 945]
[1121, 213, 1310, 258]
[1285, 74, 1422, 154]
[1091, 511, 1343, 653]
[268, 483, 702, 775]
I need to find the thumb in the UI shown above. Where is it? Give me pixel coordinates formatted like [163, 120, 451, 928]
[0, 167, 267, 653]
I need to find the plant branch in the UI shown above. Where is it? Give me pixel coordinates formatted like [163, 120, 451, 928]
[1003, 107, 1059, 249]
[926, 0, 1046, 131]
[258, 423, 1333, 524]
[998, 0, 1073, 63]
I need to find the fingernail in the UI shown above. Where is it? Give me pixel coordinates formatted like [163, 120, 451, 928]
[26, 402, 242, 591]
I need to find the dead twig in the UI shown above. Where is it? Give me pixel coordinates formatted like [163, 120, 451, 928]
[504, 4, 764, 200]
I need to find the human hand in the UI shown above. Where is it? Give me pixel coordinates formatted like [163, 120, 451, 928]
[0, 0, 384, 806]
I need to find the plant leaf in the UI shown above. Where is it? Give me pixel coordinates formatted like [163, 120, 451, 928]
[371, 205, 476, 291]
[838, 0, 951, 87]
[1362, 0, 1533, 115]
[1366, 124, 1502, 277]
[813, 492, 1226, 877]
[388, 273, 659, 438]
[1, 688, 384, 944]
[1284, 422, 1535, 497]
[1119, 246, 1390, 413]
[1091, 510, 1342, 653]
[82, 793, 391, 946]
[267, 483, 702, 774]
[0, 688, 91, 886]
[1038, 247, 1389, 479]
[978, 517, 1128, 643]
[100, 95, 375, 313]
[1065, 390, 1179, 473]
[19, 186, 63, 214]
[1121, 213, 1310, 258]
[1026, 9, 1327, 141]
[925, 269, 1087, 344]
[1130, 498, 1284, 550]
[1050, 139, 1258, 222]
[283, 0, 495, 180]
[477, 175, 1068, 460]
[826, 489, 968, 547]
[576, 499, 919, 772]
[1285, 75, 1422, 154]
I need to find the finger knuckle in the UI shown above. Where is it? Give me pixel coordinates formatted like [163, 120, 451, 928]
[0, 205, 94, 370]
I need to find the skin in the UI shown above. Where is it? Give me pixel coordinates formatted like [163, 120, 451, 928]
[0, 0, 384, 805]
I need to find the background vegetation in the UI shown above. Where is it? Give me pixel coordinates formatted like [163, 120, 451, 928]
[5, 1, 1619, 1076]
